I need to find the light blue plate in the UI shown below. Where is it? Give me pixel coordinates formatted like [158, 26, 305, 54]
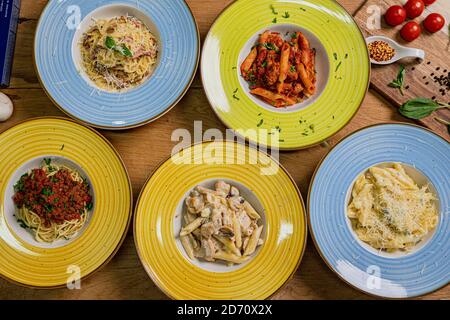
[309, 123, 449, 298]
[35, 0, 199, 129]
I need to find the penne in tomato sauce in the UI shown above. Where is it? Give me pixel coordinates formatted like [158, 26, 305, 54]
[240, 30, 317, 108]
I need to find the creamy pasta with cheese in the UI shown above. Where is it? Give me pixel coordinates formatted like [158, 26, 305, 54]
[80, 15, 158, 91]
[347, 163, 438, 252]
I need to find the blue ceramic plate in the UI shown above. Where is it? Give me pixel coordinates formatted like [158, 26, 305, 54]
[309, 123, 449, 298]
[35, 0, 199, 129]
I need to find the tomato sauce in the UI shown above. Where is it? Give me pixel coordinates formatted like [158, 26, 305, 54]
[13, 168, 92, 226]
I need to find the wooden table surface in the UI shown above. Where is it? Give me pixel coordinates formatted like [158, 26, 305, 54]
[0, 0, 447, 300]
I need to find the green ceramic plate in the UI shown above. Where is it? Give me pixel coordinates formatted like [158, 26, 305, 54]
[201, 0, 370, 150]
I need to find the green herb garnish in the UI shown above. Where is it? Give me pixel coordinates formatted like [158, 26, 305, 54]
[17, 219, 28, 229]
[263, 43, 277, 51]
[60, 144, 65, 151]
[233, 88, 239, 94]
[261, 61, 267, 68]
[399, 98, 449, 120]
[257, 119, 264, 127]
[86, 202, 94, 211]
[270, 4, 278, 15]
[335, 61, 342, 72]
[44, 158, 51, 166]
[43, 203, 53, 213]
[388, 65, 406, 96]
[282, 12, 290, 18]
[333, 53, 338, 61]
[105, 36, 133, 58]
[272, 18, 277, 24]
[290, 65, 296, 72]
[232, 94, 240, 101]
[41, 187, 53, 196]
[291, 33, 298, 39]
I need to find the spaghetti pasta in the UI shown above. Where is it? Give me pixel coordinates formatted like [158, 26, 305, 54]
[79, 15, 158, 92]
[13, 159, 93, 243]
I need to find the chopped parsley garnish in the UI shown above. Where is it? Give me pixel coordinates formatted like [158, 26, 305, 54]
[44, 158, 52, 166]
[17, 219, 28, 229]
[272, 18, 277, 24]
[263, 43, 277, 51]
[292, 33, 298, 39]
[41, 187, 53, 196]
[233, 88, 239, 94]
[282, 12, 290, 19]
[290, 65, 296, 72]
[232, 94, 240, 101]
[257, 119, 264, 127]
[270, 4, 278, 15]
[86, 202, 93, 211]
[335, 61, 342, 72]
[261, 60, 267, 68]
[60, 144, 65, 151]
[333, 53, 338, 61]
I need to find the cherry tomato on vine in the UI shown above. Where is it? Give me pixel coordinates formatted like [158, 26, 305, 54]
[400, 21, 422, 42]
[423, 0, 436, 5]
[423, 13, 445, 33]
[385, 5, 407, 26]
[404, 0, 425, 19]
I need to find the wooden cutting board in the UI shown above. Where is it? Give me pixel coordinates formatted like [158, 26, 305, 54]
[354, 0, 450, 141]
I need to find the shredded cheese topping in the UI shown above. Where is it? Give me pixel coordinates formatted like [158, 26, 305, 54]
[347, 163, 438, 252]
[80, 15, 158, 91]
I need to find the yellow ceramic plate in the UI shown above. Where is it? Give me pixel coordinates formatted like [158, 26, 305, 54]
[134, 141, 307, 299]
[201, 0, 370, 150]
[0, 118, 132, 287]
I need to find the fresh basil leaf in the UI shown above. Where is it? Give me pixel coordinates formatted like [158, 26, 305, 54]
[388, 65, 405, 95]
[118, 45, 133, 57]
[105, 36, 116, 49]
[399, 98, 440, 119]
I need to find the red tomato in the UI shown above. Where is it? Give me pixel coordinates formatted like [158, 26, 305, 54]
[400, 21, 422, 41]
[423, 0, 436, 5]
[404, 0, 425, 19]
[423, 13, 445, 33]
[385, 6, 407, 26]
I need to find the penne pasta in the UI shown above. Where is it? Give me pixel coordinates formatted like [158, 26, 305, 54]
[244, 225, 264, 256]
[180, 217, 204, 236]
[180, 181, 264, 266]
[180, 235, 195, 260]
[243, 201, 261, 220]
[240, 47, 257, 77]
[297, 63, 315, 95]
[278, 43, 291, 86]
[213, 235, 241, 257]
[214, 250, 251, 264]
[232, 211, 242, 249]
[240, 30, 316, 108]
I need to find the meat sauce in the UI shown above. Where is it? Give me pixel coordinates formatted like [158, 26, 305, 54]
[13, 168, 92, 226]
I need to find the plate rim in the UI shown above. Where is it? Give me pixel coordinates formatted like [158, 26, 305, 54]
[133, 140, 308, 300]
[0, 116, 133, 289]
[33, 0, 200, 131]
[307, 121, 450, 299]
[200, 0, 371, 151]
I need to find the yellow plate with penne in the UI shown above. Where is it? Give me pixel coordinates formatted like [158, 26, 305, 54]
[201, 0, 370, 150]
[134, 141, 307, 299]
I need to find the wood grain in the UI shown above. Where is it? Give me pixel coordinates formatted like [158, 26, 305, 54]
[354, 0, 450, 140]
[0, 0, 447, 300]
